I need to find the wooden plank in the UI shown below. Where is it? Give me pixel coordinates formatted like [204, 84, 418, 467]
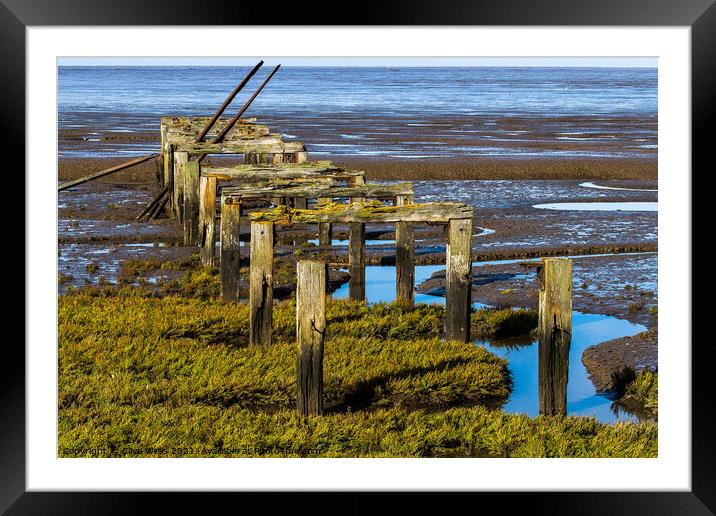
[249, 222, 274, 346]
[201, 162, 359, 179]
[175, 139, 306, 155]
[248, 202, 473, 224]
[174, 151, 188, 223]
[199, 176, 217, 266]
[296, 260, 327, 417]
[537, 257, 572, 416]
[396, 194, 415, 306]
[163, 120, 270, 142]
[220, 196, 242, 302]
[445, 218, 472, 342]
[57, 154, 159, 192]
[222, 182, 413, 200]
[182, 161, 201, 246]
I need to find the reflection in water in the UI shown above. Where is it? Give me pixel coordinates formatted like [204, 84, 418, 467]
[334, 264, 647, 424]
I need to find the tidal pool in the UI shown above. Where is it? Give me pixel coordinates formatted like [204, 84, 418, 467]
[533, 202, 657, 212]
[579, 181, 658, 192]
[333, 263, 647, 424]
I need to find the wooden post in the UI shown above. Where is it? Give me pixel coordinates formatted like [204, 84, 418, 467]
[293, 197, 307, 209]
[166, 144, 175, 216]
[296, 260, 327, 417]
[348, 176, 366, 301]
[174, 151, 188, 223]
[220, 196, 242, 302]
[348, 222, 365, 301]
[182, 161, 200, 246]
[199, 175, 217, 265]
[317, 197, 332, 246]
[246, 152, 271, 165]
[159, 123, 167, 188]
[395, 194, 415, 306]
[249, 221, 274, 346]
[445, 218, 472, 342]
[537, 257, 572, 416]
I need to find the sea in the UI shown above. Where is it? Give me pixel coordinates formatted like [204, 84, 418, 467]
[58, 66, 658, 159]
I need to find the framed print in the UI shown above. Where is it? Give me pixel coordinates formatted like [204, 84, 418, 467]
[5, 0, 713, 512]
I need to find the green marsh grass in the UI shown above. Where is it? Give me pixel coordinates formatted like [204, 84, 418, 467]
[58, 286, 656, 458]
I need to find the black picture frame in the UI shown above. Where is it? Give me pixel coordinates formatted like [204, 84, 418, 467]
[5, 0, 711, 512]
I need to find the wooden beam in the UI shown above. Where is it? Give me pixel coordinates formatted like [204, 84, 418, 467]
[445, 218, 472, 342]
[182, 162, 201, 246]
[199, 176, 217, 266]
[58, 154, 159, 192]
[220, 196, 242, 302]
[296, 260, 327, 417]
[222, 182, 413, 200]
[249, 222, 274, 346]
[396, 194, 415, 306]
[537, 257, 572, 416]
[175, 139, 306, 156]
[248, 201, 473, 224]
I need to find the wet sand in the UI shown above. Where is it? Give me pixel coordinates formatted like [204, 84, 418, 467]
[59, 155, 656, 185]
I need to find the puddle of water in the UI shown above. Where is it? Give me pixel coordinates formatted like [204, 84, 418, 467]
[579, 181, 657, 193]
[476, 312, 645, 423]
[534, 202, 657, 212]
[333, 263, 647, 424]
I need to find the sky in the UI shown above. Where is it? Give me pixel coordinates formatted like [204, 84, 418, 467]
[58, 57, 657, 67]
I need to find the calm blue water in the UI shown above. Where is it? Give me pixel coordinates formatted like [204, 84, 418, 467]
[333, 263, 645, 424]
[58, 66, 658, 159]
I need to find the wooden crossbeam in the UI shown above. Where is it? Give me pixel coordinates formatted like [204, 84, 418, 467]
[174, 139, 306, 155]
[222, 182, 413, 200]
[247, 201, 472, 224]
[202, 164, 364, 181]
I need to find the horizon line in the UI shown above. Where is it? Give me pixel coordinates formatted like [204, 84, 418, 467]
[58, 57, 658, 68]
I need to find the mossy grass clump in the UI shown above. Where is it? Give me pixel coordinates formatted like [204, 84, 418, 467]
[59, 295, 511, 415]
[623, 370, 658, 415]
[471, 307, 538, 339]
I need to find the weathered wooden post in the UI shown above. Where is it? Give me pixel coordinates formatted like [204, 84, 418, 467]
[249, 221, 274, 346]
[296, 260, 327, 417]
[220, 195, 242, 302]
[291, 152, 308, 208]
[537, 257, 572, 416]
[165, 144, 175, 215]
[182, 161, 200, 246]
[445, 218, 472, 342]
[199, 175, 217, 265]
[395, 194, 415, 306]
[174, 151, 188, 223]
[348, 175, 366, 301]
[317, 198, 332, 246]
